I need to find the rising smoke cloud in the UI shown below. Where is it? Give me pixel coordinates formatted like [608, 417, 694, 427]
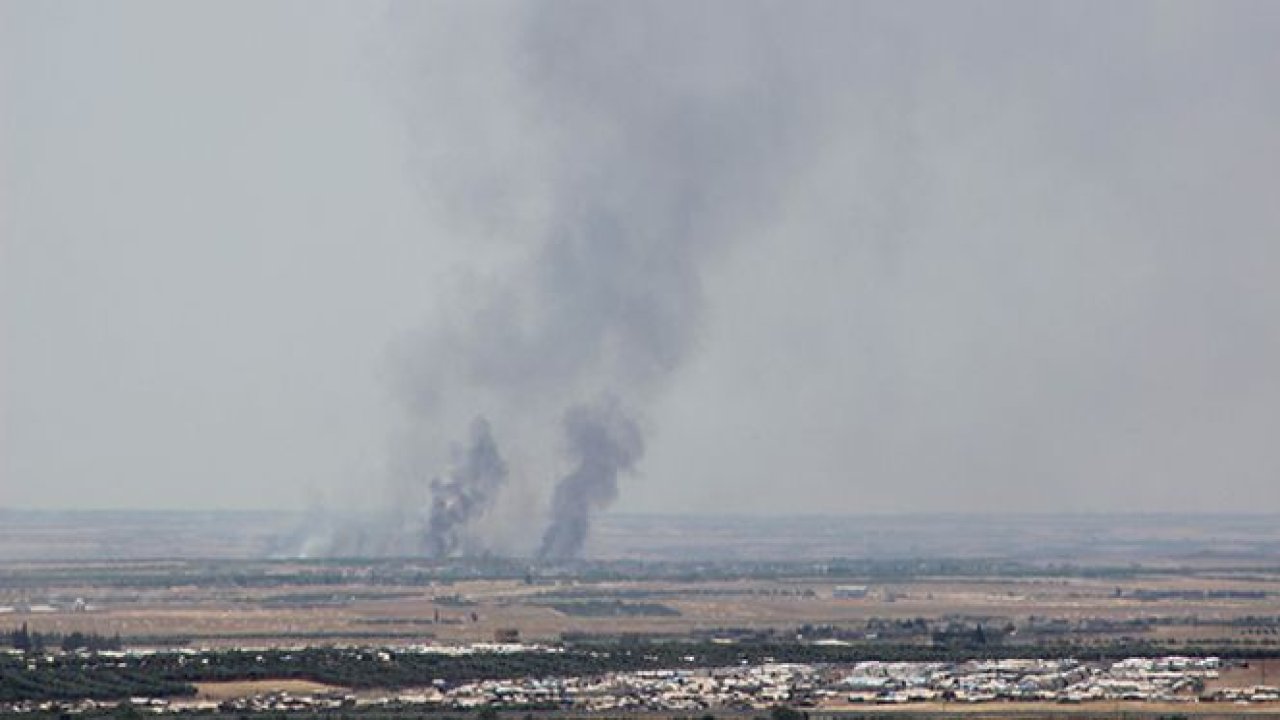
[425, 416, 508, 557]
[387, 4, 816, 558]
[538, 398, 644, 560]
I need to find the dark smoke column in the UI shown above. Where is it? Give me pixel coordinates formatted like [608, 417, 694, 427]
[424, 417, 508, 557]
[392, 5, 812, 559]
[538, 398, 644, 560]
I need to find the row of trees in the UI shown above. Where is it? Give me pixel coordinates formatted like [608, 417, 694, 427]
[6, 624, 122, 653]
[0, 659, 192, 703]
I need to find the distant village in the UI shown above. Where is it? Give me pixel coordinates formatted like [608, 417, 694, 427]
[4, 650, 1279, 715]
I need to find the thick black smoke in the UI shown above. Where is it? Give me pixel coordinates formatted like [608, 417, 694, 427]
[425, 417, 508, 557]
[538, 398, 644, 560]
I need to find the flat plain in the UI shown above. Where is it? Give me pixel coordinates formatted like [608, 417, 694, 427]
[2, 511, 1279, 650]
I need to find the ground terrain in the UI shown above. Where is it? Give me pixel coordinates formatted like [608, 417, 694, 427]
[2, 511, 1279, 716]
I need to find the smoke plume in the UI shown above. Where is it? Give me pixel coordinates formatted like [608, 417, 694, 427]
[424, 417, 508, 557]
[388, 4, 813, 557]
[538, 398, 644, 560]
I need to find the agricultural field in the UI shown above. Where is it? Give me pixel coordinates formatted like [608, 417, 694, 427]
[2, 511, 1279, 651]
[3, 512, 1280, 717]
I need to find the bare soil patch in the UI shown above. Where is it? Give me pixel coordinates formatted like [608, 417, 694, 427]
[194, 679, 348, 700]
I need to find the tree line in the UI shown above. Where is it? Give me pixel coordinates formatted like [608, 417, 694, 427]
[6, 624, 123, 653]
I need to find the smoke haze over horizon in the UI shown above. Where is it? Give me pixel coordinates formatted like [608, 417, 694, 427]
[4, 2, 1280, 535]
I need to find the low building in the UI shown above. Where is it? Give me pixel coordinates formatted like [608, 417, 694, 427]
[833, 585, 868, 599]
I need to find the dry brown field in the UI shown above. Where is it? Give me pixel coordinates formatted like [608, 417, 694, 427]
[4, 512, 1280, 649]
[191, 679, 348, 701]
[4, 570, 1280, 647]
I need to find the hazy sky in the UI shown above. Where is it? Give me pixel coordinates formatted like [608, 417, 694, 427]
[4, 2, 1279, 517]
